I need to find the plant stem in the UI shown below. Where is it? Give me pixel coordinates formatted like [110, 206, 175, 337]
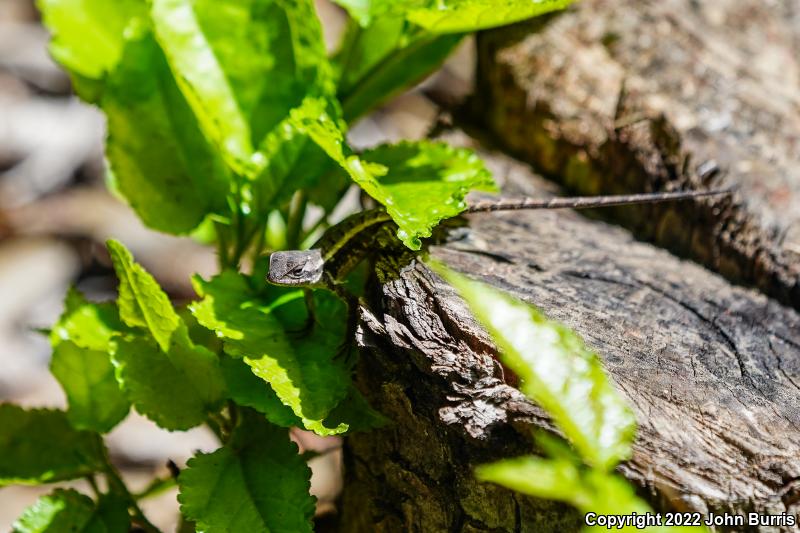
[177, 515, 197, 533]
[232, 207, 248, 267]
[214, 221, 231, 269]
[85, 475, 101, 498]
[285, 190, 308, 250]
[250, 222, 267, 265]
[103, 458, 161, 533]
[206, 415, 225, 443]
[133, 475, 177, 501]
[227, 400, 239, 433]
[334, 19, 362, 95]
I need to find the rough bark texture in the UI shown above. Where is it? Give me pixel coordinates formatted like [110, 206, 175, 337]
[337, 147, 800, 532]
[472, 0, 800, 309]
[336, 2, 800, 530]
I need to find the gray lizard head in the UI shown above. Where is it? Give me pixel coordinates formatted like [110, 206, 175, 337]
[267, 249, 325, 287]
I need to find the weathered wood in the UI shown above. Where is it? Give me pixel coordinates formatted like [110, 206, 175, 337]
[472, 0, 800, 309]
[337, 147, 800, 532]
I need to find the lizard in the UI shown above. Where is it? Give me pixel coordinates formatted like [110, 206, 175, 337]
[266, 187, 733, 292]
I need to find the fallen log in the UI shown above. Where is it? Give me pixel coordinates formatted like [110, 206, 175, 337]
[336, 146, 800, 532]
[472, 0, 800, 309]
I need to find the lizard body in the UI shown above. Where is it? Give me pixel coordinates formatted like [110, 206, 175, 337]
[267, 188, 732, 290]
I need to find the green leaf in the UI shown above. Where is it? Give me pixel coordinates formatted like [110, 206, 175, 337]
[433, 264, 636, 470]
[180, 305, 223, 353]
[360, 141, 496, 248]
[0, 405, 105, 485]
[321, 385, 389, 433]
[91, 494, 131, 533]
[288, 96, 385, 196]
[191, 271, 352, 431]
[103, 32, 232, 234]
[335, 17, 462, 122]
[333, 0, 571, 33]
[107, 242, 226, 429]
[406, 0, 572, 33]
[50, 342, 130, 433]
[37, 0, 145, 102]
[50, 288, 128, 352]
[151, 0, 333, 178]
[149, 0, 343, 216]
[13, 490, 130, 533]
[49, 289, 130, 433]
[112, 332, 227, 431]
[223, 355, 387, 434]
[331, 0, 386, 26]
[107, 239, 180, 351]
[249, 115, 338, 217]
[178, 410, 315, 533]
[477, 457, 708, 533]
[291, 104, 495, 249]
[335, 16, 408, 94]
[478, 457, 646, 515]
[53, 245, 226, 433]
[220, 355, 300, 428]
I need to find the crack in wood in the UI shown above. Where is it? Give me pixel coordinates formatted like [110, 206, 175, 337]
[338, 145, 800, 531]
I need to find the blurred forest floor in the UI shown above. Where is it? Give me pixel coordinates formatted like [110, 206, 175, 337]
[0, 0, 473, 528]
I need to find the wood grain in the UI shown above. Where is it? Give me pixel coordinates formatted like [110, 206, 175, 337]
[472, 0, 800, 309]
[337, 147, 800, 532]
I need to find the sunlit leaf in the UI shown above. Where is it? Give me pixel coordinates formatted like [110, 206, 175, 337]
[223, 354, 386, 434]
[478, 456, 707, 533]
[37, 0, 145, 101]
[478, 457, 646, 516]
[433, 264, 636, 470]
[191, 271, 351, 432]
[291, 104, 494, 249]
[178, 410, 315, 533]
[332, 0, 571, 33]
[12, 490, 129, 533]
[335, 16, 462, 121]
[107, 239, 181, 351]
[332, 0, 388, 26]
[406, 0, 572, 33]
[50, 288, 127, 352]
[112, 331, 227, 431]
[50, 342, 130, 433]
[103, 33, 233, 234]
[220, 355, 300, 428]
[360, 141, 495, 248]
[249, 115, 339, 218]
[49, 288, 130, 433]
[40, 0, 229, 232]
[151, 0, 333, 178]
[107, 240, 226, 430]
[0, 406, 105, 486]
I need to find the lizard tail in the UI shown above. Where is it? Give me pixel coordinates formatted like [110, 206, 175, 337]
[465, 187, 735, 213]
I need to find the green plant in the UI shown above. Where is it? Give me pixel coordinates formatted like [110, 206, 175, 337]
[0, 0, 703, 530]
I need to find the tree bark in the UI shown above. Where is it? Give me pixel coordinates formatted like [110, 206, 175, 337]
[336, 1, 800, 530]
[336, 144, 800, 532]
[472, 0, 800, 309]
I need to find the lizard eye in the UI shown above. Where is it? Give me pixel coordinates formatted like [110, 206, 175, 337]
[288, 265, 306, 278]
